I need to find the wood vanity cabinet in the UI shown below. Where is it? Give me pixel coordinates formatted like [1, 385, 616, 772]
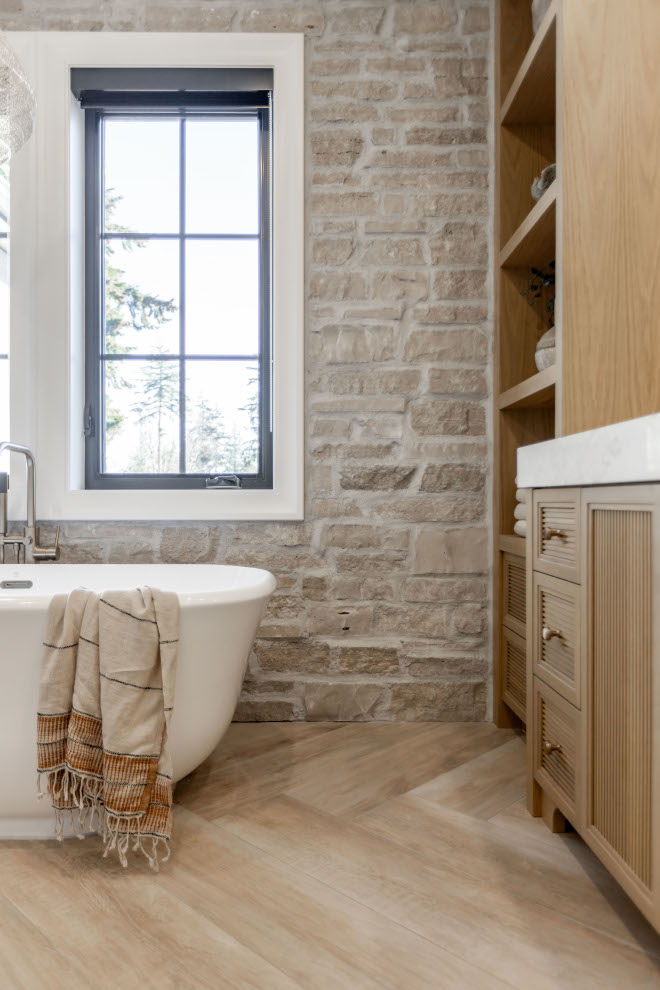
[527, 484, 660, 931]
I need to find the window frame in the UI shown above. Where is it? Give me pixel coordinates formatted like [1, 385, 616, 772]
[6, 30, 303, 522]
[83, 90, 274, 490]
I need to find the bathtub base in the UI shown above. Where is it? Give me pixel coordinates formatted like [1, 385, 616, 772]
[0, 817, 94, 840]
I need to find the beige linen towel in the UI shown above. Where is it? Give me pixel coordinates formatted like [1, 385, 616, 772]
[36, 587, 179, 869]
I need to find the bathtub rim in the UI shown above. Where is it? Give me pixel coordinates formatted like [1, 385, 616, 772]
[0, 562, 277, 609]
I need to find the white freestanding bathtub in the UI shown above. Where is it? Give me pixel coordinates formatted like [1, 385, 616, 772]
[0, 563, 276, 839]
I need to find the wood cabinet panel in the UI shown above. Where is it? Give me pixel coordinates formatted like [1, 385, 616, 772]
[561, 0, 660, 434]
[501, 625, 527, 721]
[502, 551, 526, 639]
[581, 490, 658, 923]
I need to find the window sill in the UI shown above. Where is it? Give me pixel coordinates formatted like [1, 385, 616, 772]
[35, 483, 303, 522]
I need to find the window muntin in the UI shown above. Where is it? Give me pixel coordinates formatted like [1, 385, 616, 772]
[84, 93, 272, 489]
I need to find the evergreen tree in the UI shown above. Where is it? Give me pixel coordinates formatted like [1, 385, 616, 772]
[186, 397, 231, 473]
[238, 366, 260, 472]
[130, 352, 179, 474]
[104, 191, 176, 445]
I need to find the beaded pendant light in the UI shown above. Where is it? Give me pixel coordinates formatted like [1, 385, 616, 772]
[0, 35, 36, 164]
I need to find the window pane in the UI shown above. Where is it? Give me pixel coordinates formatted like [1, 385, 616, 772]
[185, 240, 259, 355]
[186, 361, 259, 474]
[104, 118, 179, 234]
[0, 237, 8, 356]
[186, 118, 259, 235]
[0, 359, 8, 469]
[104, 360, 180, 474]
[0, 168, 8, 233]
[105, 239, 179, 354]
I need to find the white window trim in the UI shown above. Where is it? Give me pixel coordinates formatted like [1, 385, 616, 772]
[7, 31, 304, 521]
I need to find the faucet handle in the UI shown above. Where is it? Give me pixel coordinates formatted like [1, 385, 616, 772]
[32, 524, 60, 561]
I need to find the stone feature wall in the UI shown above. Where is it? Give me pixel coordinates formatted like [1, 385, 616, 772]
[4, 0, 492, 722]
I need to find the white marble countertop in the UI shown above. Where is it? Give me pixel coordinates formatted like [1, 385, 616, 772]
[517, 412, 660, 488]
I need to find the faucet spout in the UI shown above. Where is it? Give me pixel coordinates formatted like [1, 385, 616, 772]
[0, 441, 58, 561]
[0, 441, 36, 531]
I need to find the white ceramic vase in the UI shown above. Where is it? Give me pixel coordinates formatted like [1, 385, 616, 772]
[535, 325, 556, 371]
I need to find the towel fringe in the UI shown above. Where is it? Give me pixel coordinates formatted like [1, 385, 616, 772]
[102, 811, 169, 870]
[41, 766, 169, 869]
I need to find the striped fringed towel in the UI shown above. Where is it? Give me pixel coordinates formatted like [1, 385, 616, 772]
[36, 587, 179, 870]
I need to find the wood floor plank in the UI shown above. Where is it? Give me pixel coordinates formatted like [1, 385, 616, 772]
[203, 721, 347, 771]
[174, 720, 361, 817]
[283, 721, 515, 818]
[488, 797, 567, 847]
[7, 806, 504, 990]
[0, 838, 300, 990]
[164, 806, 509, 989]
[0, 891, 87, 990]
[216, 794, 660, 989]
[356, 793, 660, 956]
[177, 721, 451, 820]
[409, 735, 527, 818]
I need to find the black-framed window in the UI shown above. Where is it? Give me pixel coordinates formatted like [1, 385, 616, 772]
[75, 69, 273, 490]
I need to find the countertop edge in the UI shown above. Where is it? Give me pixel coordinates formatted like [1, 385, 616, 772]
[517, 412, 660, 489]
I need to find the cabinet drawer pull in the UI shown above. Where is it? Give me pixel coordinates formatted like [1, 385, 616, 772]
[542, 626, 562, 642]
[543, 528, 566, 540]
[544, 741, 563, 756]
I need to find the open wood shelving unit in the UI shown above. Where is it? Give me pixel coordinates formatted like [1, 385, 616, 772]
[493, 0, 660, 728]
[493, 0, 559, 728]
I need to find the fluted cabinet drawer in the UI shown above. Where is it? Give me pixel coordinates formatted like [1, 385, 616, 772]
[534, 678, 582, 826]
[533, 572, 581, 708]
[533, 489, 580, 583]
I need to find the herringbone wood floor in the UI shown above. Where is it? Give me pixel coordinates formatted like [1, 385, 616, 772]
[1, 722, 659, 988]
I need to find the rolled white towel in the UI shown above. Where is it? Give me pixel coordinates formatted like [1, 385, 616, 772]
[514, 502, 527, 521]
[514, 519, 527, 538]
[515, 488, 527, 503]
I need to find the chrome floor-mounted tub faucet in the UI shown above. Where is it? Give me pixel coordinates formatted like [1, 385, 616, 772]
[0, 442, 60, 563]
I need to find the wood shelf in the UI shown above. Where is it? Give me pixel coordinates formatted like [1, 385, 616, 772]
[499, 534, 526, 556]
[498, 365, 556, 410]
[500, 2, 557, 125]
[499, 183, 556, 269]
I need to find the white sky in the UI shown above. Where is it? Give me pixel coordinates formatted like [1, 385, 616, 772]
[104, 116, 259, 235]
